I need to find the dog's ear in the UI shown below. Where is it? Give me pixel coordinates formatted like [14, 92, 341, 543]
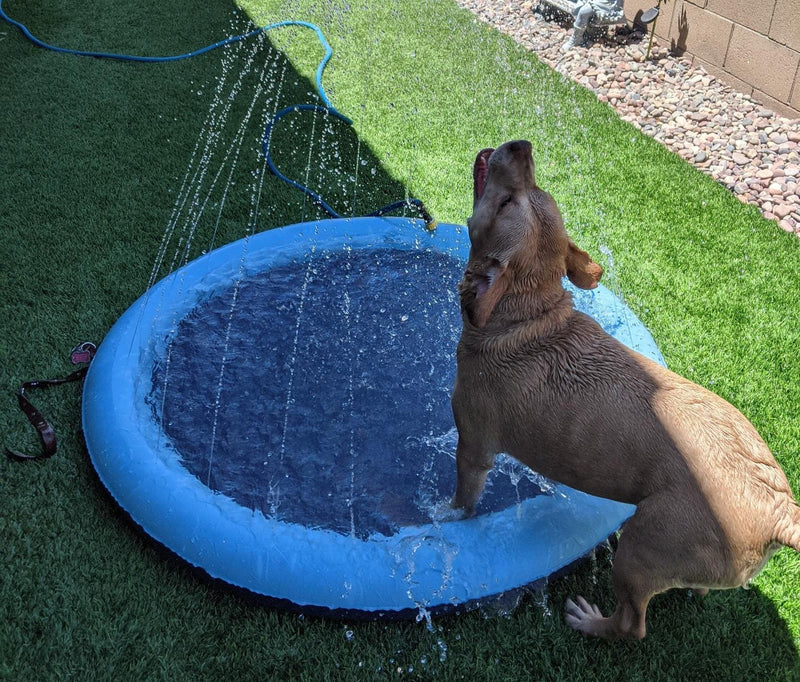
[565, 241, 603, 289]
[462, 260, 510, 328]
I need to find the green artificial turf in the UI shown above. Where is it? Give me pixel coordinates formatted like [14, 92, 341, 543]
[2, 0, 799, 679]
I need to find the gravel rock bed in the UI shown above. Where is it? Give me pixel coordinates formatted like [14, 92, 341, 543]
[456, 0, 800, 237]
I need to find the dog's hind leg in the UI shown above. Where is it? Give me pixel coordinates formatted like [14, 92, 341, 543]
[565, 499, 696, 640]
[565, 541, 658, 640]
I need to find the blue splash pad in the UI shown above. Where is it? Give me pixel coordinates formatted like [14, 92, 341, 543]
[83, 217, 662, 617]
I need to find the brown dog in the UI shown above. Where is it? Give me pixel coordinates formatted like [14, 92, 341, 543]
[450, 140, 800, 640]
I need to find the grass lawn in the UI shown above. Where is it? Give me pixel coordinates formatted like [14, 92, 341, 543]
[1, 0, 798, 679]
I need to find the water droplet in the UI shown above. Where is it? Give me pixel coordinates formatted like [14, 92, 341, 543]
[437, 640, 448, 662]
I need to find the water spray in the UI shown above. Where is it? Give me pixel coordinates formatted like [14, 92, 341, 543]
[262, 105, 438, 231]
[0, 2, 437, 231]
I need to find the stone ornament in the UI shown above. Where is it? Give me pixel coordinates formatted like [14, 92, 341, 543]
[538, 0, 625, 51]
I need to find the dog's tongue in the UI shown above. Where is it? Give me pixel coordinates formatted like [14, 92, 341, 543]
[473, 148, 493, 202]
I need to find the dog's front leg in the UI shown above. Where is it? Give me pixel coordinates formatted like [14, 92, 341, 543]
[451, 436, 494, 516]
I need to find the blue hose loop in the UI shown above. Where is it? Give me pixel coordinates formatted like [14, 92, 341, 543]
[0, 3, 337, 105]
[262, 106, 437, 229]
[0, 2, 436, 230]
[262, 105, 353, 220]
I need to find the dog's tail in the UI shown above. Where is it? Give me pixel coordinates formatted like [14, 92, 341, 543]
[776, 500, 800, 553]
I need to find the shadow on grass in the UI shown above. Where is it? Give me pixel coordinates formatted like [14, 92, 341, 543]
[0, 0, 415, 341]
[534, 548, 800, 680]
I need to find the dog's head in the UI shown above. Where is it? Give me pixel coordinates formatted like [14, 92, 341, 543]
[461, 140, 603, 328]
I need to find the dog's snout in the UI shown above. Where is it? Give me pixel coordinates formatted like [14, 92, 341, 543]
[507, 140, 532, 158]
[490, 140, 535, 190]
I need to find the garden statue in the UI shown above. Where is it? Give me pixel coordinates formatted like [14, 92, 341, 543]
[557, 0, 626, 50]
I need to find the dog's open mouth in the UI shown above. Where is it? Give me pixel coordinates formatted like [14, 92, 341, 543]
[473, 148, 493, 203]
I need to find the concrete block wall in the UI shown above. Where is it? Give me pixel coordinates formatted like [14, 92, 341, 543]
[623, 0, 800, 119]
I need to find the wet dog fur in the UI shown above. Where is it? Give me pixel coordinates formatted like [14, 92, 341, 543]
[450, 140, 800, 640]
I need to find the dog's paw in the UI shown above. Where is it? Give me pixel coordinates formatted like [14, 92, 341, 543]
[429, 499, 469, 523]
[564, 596, 605, 636]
